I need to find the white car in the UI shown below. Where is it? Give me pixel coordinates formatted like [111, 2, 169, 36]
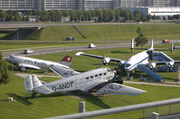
[24, 49, 33, 54]
[88, 44, 96, 48]
[137, 22, 142, 24]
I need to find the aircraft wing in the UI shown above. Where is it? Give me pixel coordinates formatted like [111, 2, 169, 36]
[18, 63, 41, 71]
[49, 65, 81, 78]
[81, 80, 146, 96]
[76, 52, 126, 64]
[34, 85, 54, 94]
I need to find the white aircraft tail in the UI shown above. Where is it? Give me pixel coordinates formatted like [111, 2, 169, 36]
[131, 38, 174, 53]
[59, 55, 72, 67]
[150, 39, 154, 50]
[24, 74, 42, 93]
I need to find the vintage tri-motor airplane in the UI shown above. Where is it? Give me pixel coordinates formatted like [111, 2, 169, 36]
[76, 40, 180, 82]
[5, 55, 72, 71]
[24, 65, 146, 98]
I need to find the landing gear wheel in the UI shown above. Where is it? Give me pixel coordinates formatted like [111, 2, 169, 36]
[31, 93, 37, 99]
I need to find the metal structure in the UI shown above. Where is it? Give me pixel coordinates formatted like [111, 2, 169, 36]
[45, 98, 180, 119]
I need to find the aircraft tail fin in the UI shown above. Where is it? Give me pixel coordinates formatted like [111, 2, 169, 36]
[59, 55, 72, 67]
[24, 74, 53, 94]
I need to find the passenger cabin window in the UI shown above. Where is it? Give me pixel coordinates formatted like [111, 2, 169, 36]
[86, 77, 89, 79]
[99, 73, 102, 76]
[95, 75, 98, 77]
[104, 73, 106, 75]
[90, 76, 93, 78]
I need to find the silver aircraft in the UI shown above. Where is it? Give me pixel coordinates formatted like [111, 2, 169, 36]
[5, 54, 72, 71]
[24, 66, 146, 98]
[76, 40, 180, 82]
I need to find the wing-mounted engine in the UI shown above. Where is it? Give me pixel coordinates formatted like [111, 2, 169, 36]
[25, 74, 43, 93]
[148, 60, 158, 72]
[111, 68, 123, 84]
[166, 61, 174, 73]
[98, 55, 111, 67]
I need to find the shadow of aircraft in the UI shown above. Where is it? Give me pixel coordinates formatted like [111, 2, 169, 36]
[7, 93, 33, 106]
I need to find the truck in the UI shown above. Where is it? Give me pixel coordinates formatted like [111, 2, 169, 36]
[162, 39, 170, 43]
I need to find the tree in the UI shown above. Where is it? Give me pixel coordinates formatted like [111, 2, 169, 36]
[136, 26, 141, 34]
[13, 10, 21, 21]
[0, 11, 7, 20]
[62, 10, 69, 17]
[115, 9, 120, 22]
[76, 10, 82, 21]
[134, 9, 140, 22]
[49, 9, 56, 21]
[0, 52, 10, 84]
[6, 10, 13, 21]
[125, 9, 132, 21]
[141, 13, 146, 21]
[25, 15, 30, 21]
[135, 27, 148, 48]
[56, 10, 63, 22]
[147, 14, 152, 21]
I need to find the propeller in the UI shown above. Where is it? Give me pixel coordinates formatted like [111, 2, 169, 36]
[98, 55, 111, 67]
[148, 59, 158, 72]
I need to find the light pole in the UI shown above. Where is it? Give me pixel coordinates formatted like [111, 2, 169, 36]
[111, 21, 112, 42]
[12, 58, 13, 72]
[91, 59, 94, 69]
[17, 28, 18, 55]
[104, 25, 106, 49]
[57, 26, 58, 42]
[64, 27, 66, 52]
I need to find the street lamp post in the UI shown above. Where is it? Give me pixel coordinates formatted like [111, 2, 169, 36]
[104, 25, 106, 49]
[91, 59, 94, 69]
[64, 27, 66, 52]
[17, 28, 18, 55]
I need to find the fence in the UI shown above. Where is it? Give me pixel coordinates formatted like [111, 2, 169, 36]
[45, 98, 180, 119]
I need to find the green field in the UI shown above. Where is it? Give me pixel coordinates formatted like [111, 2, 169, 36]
[2, 43, 180, 118]
[1, 24, 180, 51]
[25, 24, 180, 41]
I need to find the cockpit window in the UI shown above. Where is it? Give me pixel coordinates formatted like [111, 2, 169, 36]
[10, 56, 14, 59]
[125, 63, 131, 67]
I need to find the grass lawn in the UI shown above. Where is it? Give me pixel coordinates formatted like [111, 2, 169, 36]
[1, 39, 180, 119]
[1, 73, 180, 119]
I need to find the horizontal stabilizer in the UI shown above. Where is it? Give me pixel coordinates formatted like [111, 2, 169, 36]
[34, 85, 54, 95]
[50, 65, 80, 78]
[137, 65, 163, 82]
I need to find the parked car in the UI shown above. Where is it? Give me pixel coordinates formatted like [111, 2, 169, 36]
[24, 49, 33, 54]
[162, 39, 170, 43]
[137, 22, 142, 24]
[88, 44, 96, 48]
[175, 22, 180, 24]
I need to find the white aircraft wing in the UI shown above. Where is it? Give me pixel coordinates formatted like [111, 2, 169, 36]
[34, 85, 54, 94]
[81, 80, 146, 96]
[76, 52, 126, 64]
[49, 65, 81, 78]
[18, 63, 41, 70]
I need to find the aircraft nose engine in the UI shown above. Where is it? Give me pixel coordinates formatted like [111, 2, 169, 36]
[112, 68, 123, 84]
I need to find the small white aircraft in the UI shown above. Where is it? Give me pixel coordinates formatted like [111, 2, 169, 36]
[76, 40, 180, 82]
[5, 55, 72, 71]
[24, 66, 146, 98]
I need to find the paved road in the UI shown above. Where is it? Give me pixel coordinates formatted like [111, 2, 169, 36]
[0, 22, 176, 28]
[3, 39, 180, 58]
